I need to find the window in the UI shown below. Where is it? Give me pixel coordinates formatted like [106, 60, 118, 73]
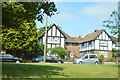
[88, 42, 92, 46]
[69, 43, 73, 46]
[82, 43, 84, 46]
[48, 37, 60, 44]
[100, 51, 108, 58]
[46, 56, 52, 59]
[100, 41, 107, 46]
[89, 55, 97, 58]
[84, 55, 88, 59]
[2, 54, 13, 58]
[70, 54, 74, 57]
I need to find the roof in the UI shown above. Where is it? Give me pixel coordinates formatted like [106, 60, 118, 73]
[110, 36, 117, 41]
[80, 29, 118, 43]
[39, 24, 82, 43]
[39, 24, 116, 43]
[39, 24, 66, 39]
[80, 29, 105, 43]
[62, 31, 82, 43]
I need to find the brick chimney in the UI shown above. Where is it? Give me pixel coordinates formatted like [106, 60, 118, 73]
[78, 35, 81, 38]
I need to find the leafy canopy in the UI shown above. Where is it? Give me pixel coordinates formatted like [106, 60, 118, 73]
[2, 2, 57, 57]
[50, 46, 68, 57]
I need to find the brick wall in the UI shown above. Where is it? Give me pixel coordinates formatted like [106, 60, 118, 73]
[83, 50, 113, 58]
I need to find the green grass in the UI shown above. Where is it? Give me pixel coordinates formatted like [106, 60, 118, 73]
[2, 63, 119, 78]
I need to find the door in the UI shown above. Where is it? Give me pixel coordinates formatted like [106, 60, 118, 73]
[2, 54, 14, 62]
[89, 55, 96, 64]
[82, 55, 89, 64]
[46, 56, 54, 63]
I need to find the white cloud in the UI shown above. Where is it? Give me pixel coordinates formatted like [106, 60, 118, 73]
[55, 12, 76, 20]
[58, 12, 76, 20]
[81, 2, 118, 19]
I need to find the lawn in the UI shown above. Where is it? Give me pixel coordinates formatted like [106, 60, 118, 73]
[1, 63, 119, 78]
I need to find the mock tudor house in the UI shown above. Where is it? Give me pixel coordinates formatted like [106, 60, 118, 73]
[79, 29, 119, 58]
[39, 24, 119, 58]
[39, 24, 66, 49]
[39, 24, 81, 57]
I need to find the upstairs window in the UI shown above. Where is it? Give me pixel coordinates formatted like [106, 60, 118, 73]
[100, 40, 107, 46]
[88, 42, 92, 46]
[82, 43, 84, 46]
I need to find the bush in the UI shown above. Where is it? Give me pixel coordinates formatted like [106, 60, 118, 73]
[50, 46, 69, 60]
[99, 55, 104, 62]
[64, 57, 73, 61]
[108, 57, 116, 62]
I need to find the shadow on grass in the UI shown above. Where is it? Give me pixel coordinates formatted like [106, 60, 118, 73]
[2, 63, 68, 78]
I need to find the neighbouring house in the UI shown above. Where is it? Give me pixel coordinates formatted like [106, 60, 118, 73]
[79, 29, 119, 58]
[39, 24, 81, 57]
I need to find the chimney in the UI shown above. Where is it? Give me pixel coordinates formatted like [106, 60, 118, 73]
[78, 36, 81, 38]
[94, 30, 98, 32]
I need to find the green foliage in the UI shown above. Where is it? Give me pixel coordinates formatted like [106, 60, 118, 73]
[64, 57, 73, 61]
[103, 11, 120, 41]
[2, 2, 57, 58]
[33, 43, 49, 57]
[2, 2, 57, 28]
[2, 22, 37, 52]
[103, 11, 120, 35]
[112, 48, 120, 58]
[99, 55, 104, 62]
[108, 57, 116, 62]
[50, 46, 68, 59]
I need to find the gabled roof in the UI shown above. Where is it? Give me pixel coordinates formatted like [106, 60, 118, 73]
[80, 29, 105, 43]
[80, 29, 118, 43]
[110, 36, 117, 41]
[39, 24, 66, 39]
[39, 24, 82, 43]
[62, 31, 82, 43]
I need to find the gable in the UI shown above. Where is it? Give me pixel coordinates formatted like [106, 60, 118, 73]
[96, 30, 112, 40]
[40, 24, 66, 38]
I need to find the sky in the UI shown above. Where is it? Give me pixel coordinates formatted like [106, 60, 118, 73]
[36, 1, 118, 38]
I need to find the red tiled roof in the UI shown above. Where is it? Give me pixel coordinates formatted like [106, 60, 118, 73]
[62, 31, 82, 43]
[80, 29, 105, 43]
[110, 36, 117, 41]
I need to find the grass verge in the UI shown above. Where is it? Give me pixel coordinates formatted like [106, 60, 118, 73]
[2, 63, 118, 78]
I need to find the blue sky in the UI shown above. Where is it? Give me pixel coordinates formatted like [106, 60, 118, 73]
[36, 2, 118, 38]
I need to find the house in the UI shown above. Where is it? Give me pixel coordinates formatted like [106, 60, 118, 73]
[39, 24, 119, 58]
[79, 29, 119, 58]
[39, 24, 66, 49]
[39, 24, 81, 57]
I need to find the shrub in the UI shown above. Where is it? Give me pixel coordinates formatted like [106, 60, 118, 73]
[108, 57, 116, 62]
[50, 46, 69, 60]
[99, 55, 104, 62]
[64, 57, 73, 61]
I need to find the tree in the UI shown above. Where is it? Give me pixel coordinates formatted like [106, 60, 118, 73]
[2, 2, 57, 29]
[50, 46, 68, 59]
[2, 2, 57, 58]
[2, 22, 38, 57]
[112, 48, 120, 58]
[103, 10, 120, 41]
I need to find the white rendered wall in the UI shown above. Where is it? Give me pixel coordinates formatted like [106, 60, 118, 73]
[95, 40, 99, 50]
